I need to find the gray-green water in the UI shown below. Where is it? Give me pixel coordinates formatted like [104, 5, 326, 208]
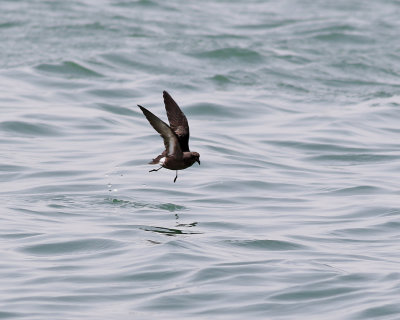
[1, 1, 400, 319]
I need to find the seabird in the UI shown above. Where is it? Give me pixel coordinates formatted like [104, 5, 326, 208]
[138, 91, 200, 183]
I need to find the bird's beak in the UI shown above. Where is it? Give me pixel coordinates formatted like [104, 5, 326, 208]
[197, 159, 201, 165]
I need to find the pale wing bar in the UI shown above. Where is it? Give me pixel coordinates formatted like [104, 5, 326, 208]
[138, 105, 182, 158]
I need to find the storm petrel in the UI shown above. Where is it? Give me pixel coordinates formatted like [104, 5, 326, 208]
[138, 91, 200, 183]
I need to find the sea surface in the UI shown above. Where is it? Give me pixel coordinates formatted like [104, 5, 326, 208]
[1, 1, 400, 319]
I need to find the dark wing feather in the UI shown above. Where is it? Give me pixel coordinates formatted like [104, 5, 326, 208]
[138, 105, 182, 159]
[163, 91, 190, 152]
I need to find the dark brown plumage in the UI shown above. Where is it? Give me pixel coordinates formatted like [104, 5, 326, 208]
[138, 91, 200, 182]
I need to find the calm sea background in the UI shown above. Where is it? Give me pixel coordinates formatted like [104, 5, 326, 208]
[1, 1, 400, 319]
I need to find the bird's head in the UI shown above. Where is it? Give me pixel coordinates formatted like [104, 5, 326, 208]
[191, 152, 200, 165]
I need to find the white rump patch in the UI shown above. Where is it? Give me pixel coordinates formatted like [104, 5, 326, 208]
[159, 157, 166, 165]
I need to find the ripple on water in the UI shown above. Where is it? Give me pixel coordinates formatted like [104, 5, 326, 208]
[308, 153, 399, 164]
[187, 102, 242, 118]
[190, 47, 264, 63]
[96, 103, 138, 117]
[0, 121, 62, 136]
[327, 185, 388, 196]
[0, 311, 23, 319]
[35, 61, 104, 78]
[20, 238, 124, 256]
[107, 198, 187, 212]
[226, 239, 308, 251]
[313, 32, 373, 44]
[100, 52, 175, 74]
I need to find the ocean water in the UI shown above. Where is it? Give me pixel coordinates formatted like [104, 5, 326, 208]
[1, 0, 400, 319]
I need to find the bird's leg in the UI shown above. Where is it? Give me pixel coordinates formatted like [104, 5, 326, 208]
[174, 171, 178, 183]
[149, 167, 162, 173]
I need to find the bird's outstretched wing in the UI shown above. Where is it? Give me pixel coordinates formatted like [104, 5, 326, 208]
[163, 91, 190, 152]
[138, 105, 182, 159]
